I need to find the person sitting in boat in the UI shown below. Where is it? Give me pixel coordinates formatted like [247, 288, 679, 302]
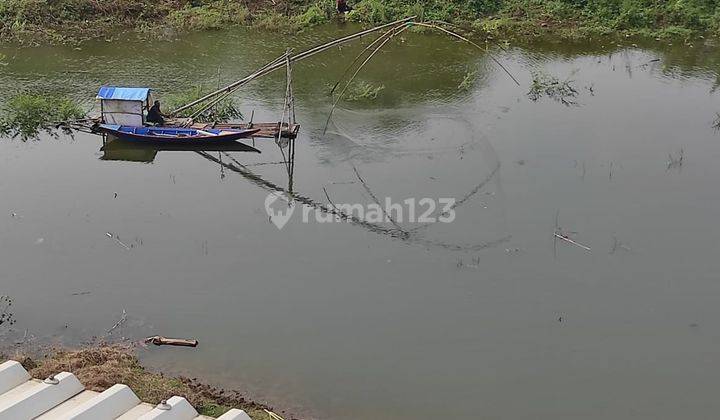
[146, 100, 165, 126]
[337, 0, 352, 13]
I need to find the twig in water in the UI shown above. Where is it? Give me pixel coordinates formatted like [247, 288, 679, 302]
[106, 232, 130, 250]
[107, 309, 127, 335]
[553, 211, 591, 253]
[554, 232, 591, 252]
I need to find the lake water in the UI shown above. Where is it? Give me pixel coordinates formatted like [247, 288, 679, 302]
[2, 25, 720, 420]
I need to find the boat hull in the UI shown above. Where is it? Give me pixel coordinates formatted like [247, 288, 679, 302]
[97, 124, 260, 144]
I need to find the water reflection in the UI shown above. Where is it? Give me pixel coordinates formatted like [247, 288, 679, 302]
[197, 148, 509, 252]
[99, 136, 261, 163]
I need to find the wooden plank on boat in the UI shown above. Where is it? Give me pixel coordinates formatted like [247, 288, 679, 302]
[189, 122, 300, 139]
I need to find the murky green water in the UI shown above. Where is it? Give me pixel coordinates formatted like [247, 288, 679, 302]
[3, 25, 720, 419]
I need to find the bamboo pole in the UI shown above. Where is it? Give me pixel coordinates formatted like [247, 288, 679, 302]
[170, 52, 288, 115]
[412, 22, 520, 86]
[289, 16, 415, 62]
[185, 52, 291, 124]
[170, 17, 416, 116]
[329, 24, 401, 94]
[323, 24, 409, 134]
[277, 49, 292, 176]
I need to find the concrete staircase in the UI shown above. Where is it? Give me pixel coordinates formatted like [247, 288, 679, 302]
[0, 360, 252, 420]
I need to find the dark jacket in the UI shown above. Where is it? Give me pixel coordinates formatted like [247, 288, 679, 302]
[147, 104, 165, 125]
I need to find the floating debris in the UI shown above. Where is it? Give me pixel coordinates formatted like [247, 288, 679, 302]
[554, 232, 591, 251]
[106, 309, 127, 335]
[456, 256, 481, 269]
[145, 335, 199, 347]
[667, 148, 684, 170]
[553, 210, 591, 254]
[0, 296, 15, 331]
[610, 235, 632, 254]
[106, 232, 131, 250]
[342, 81, 385, 102]
[528, 72, 580, 106]
[458, 70, 477, 91]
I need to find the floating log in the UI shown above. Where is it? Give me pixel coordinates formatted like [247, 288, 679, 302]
[145, 336, 199, 347]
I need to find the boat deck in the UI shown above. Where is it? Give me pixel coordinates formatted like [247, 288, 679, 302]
[190, 122, 300, 139]
[163, 118, 300, 139]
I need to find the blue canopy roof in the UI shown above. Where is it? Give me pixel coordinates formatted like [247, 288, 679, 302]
[96, 86, 150, 101]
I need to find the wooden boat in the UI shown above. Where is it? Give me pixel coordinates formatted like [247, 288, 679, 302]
[96, 124, 260, 144]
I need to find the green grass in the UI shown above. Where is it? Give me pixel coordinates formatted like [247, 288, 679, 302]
[458, 70, 477, 91]
[1, 0, 720, 43]
[168, 0, 250, 31]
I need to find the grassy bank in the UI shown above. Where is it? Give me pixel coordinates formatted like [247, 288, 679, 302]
[1, 0, 718, 44]
[2, 344, 293, 420]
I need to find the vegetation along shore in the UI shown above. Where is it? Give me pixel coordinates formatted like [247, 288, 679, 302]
[1, 343, 297, 420]
[1, 0, 718, 45]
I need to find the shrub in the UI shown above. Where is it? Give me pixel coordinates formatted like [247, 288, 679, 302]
[348, 0, 397, 24]
[293, 0, 335, 27]
[0, 94, 85, 140]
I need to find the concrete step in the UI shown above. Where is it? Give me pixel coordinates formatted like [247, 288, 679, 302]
[35, 390, 98, 418]
[137, 396, 199, 419]
[215, 409, 253, 420]
[52, 384, 142, 420]
[115, 402, 156, 419]
[0, 372, 84, 419]
[0, 359, 249, 420]
[0, 361, 31, 395]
